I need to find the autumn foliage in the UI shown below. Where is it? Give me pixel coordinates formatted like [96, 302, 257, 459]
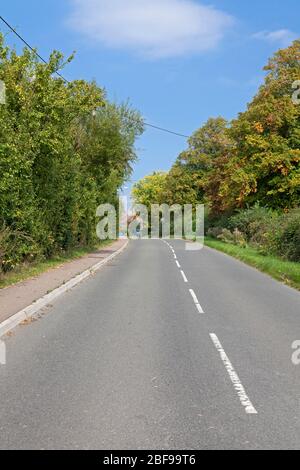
[133, 41, 300, 261]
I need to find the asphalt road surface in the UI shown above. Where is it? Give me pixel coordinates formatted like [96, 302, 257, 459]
[1, 239, 300, 450]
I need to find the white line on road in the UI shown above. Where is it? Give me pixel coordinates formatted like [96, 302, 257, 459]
[209, 333, 258, 415]
[189, 289, 199, 304]
[180, 270, 188, 283]
[189, 289, 204, 314]
[176, 260, 181, 268]
[195, 304, 204, 314]
[173, 254, 177, 259]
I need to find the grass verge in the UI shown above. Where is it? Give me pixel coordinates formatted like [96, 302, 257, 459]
[205, 237, 300, 291]
[0, 240, 113, 290]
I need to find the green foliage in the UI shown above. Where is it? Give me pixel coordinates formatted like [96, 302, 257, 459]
[228, 205, 278, 248]
[166, 117, 232, 207]
[206, 226, 225, 239]
[132, 172, 168, 208]
[207, 206, 300, 263]
[140, 40, 300, 216]
[270, 209, 300, 262]
[0, 35, 143, 274]
[133, 40, 300, 265]
[218, 40, 300, 211]
[216, 228, 247, 248]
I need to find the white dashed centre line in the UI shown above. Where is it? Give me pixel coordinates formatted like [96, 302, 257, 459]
[189, 289, 205, 314]
[180, 270, 188, 283]
[176, 260, 181, 268]
[209, 333, 258, 415]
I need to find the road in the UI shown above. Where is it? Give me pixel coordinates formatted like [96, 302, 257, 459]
[1, 239, 300, 450]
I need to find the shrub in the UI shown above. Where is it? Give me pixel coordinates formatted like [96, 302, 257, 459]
[207, 227, 224, 239]
[228, 205, 277, 243]
[0, 225, 43, 273]
[210, 205, 300, 263]
[0, 36, 143, 274]
[205, 210, 233, 235]
[217, 228, 247, 247]
[270, 209, 300, 262]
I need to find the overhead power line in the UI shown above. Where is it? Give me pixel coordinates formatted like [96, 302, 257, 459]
[0, 15, 70, 83]
[144, 122, 189, 138]
[0, 14, 188, 139]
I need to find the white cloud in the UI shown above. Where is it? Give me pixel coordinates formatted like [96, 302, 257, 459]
[253, 29, 298, 47]
[67, 0, 234, 59]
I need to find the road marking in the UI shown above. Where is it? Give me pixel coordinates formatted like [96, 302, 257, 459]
[189, 289, 199, 303]
[173, 254, 177, 260]
[189, 289, 204, 314]
[209, 333, 258, 415]
[176, 260, 181, 268]
[0, 340, 6, 366]
[180, 270, 188, 283]
[195, 304, 204, 314]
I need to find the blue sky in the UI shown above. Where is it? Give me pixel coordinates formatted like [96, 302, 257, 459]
[1, 1, 299, 196]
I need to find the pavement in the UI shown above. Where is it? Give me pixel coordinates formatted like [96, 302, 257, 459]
[0, 239, 126, 324]
[0, 239, 300, 450]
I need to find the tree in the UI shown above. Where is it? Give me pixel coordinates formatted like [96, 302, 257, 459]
[0, 34, 143, 272]
[132, 172, 168, 209]
[216, 40, 300, 211]
[166, 117, 232, 207]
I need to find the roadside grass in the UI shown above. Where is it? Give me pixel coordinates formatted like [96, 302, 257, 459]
[0, 240, 113, 290]
[205, 237, 300, 291]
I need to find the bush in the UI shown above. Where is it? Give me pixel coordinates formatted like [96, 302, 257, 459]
[270, 210, 300, 262]
[0, 225, 43, 273]
[209, 205, 300, 263]
[0, 36, 143, 275]
[207, 227, 224, 239]
[228, 205, 278, 244]
[205, 210, 233, 235]
[217, 228, 247, 247]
